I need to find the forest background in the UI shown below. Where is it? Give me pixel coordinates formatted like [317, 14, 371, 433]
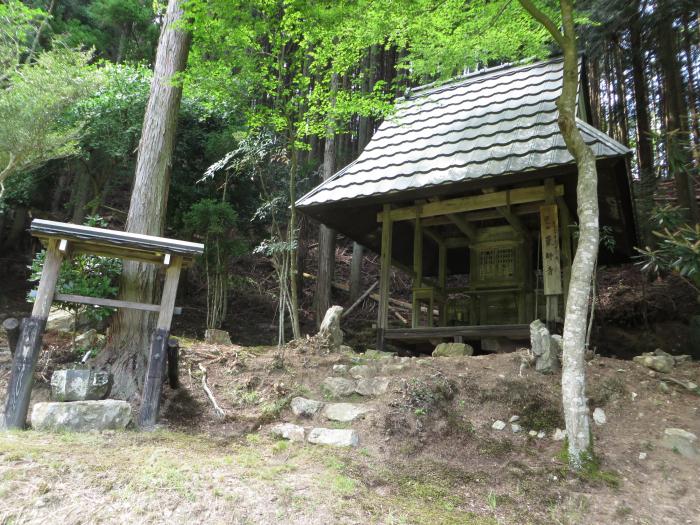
[0, 0, 698, 341]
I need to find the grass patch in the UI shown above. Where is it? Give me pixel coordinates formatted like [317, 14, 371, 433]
[478, 437, 515, 458]
[556, 444, 621, 488]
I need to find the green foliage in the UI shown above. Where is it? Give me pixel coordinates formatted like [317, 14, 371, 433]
[637, 205, 700, 287]
[75, 62, 152, 159]
[184, 199, 245, 328]
[27, 216, 122, 323]
[46, 0, 159, 62]
[183, 199, 244, 267]
[0, 0, 97, 197]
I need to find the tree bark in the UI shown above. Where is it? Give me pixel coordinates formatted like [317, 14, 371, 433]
[681, 11, 700, 166]
[519, 0, 596, 470]
[315, 74, 339, 326]
[611, 36, 629, 147]
[100, 0, 191, 400]
[630, 1, 657, 247]
[657, 0, 698, 222]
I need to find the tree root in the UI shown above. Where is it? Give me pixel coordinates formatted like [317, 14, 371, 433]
[198, 363, 225, 419]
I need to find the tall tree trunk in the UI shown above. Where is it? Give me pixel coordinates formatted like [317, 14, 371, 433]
[681, 11, 700, 165]
[315, 75, 338, 326]
[70, 162, 91, 224]
[612, 36, 630, 147]
[631, 1, 657, 247]
[587, 57, 602, 129]
[100, 0, 191, 400]
[658, 0, 698, 222]
[287, 146, 301, 339]
[519, 0, 597, 470]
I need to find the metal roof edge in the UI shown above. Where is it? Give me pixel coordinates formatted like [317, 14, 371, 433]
[576, 119, 632, 156]
[296, 158, 362, 208]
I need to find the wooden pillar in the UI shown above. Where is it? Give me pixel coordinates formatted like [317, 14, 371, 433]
[349, 242, 364, 302]
[3, 240, 63, 429]
[139, 255, 182, 428]
[2, 318, 20, 357]
[377, 205, 392, 350]
[167, 337, 180, 389]
[558, 198, 572, 307]
[411, 215, 423, 328]
[438, 242, 447, 325]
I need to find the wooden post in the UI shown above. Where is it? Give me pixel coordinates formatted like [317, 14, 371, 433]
[3, 240, 63, 429]
[411, 214, 423, 328]
[540, 203, 562, 327]
[167, 337, 179, 389]
[438, 242, 447, 325]
[377, 205, 393, 350]
[139, 256, 182, 428]
[3, 318, 20, 357]
[349, 242, 364, 302]
[558, 197, 572, 306]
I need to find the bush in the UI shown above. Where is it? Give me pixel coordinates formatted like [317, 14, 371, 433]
[28, 216, 121, 350]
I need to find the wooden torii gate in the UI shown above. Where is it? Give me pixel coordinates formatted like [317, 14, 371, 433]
[2, 219, 203, 430]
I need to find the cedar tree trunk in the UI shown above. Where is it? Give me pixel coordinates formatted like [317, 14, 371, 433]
[100, 0, 191, 400]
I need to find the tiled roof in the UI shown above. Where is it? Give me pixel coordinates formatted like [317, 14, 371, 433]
[297, 57, 630, 209]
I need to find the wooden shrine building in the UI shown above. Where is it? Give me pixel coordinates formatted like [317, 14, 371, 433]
[296, 57, 636, 350]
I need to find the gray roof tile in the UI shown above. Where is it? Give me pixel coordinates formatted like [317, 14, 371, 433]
[297, 57, 631, 209]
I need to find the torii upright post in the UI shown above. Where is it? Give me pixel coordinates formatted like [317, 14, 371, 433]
[138, 255, 183, 428]
[3, 239, 64, 429]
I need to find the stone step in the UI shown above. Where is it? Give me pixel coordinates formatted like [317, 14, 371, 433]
[31, 400, 132, 432]
[307, 427, 359, 447]
[320, 376, 390, 398]
[291, 397, 324, 417]
[270, 424, 359, 447]
[322, 402, 374, 422]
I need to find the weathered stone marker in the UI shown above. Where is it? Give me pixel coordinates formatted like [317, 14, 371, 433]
[318, 305, 344, 350]
[51, 369, 112, 401]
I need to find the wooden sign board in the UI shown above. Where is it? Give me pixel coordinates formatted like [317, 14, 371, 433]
[540, 204, 562, 296]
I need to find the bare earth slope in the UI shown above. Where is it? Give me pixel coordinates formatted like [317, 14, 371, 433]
[0, 338, 698, 525]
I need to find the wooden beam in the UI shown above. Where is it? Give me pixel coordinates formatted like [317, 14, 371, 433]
[342, 281, 379, 318]
[445, 237, 472, 249]
[481, 188, 531, 241]
[422, 202, 542, 226]
[378, 185, 564, 222]
[51, 293, 183, 315]
[422, 226, 445, 246]
[446, 213, 477, 241]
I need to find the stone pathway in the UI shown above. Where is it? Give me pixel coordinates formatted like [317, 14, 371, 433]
[271, 352, 401, 447]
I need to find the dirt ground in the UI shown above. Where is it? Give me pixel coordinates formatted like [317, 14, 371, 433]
[0, 333, 699, 525]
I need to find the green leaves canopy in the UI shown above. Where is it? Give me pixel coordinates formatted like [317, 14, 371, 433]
[0, 0, 97, 196]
